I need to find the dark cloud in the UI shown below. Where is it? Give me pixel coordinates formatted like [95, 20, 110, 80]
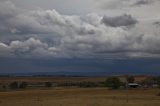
[134, 0, 149, 6]
[132, 0, 157, 6]
[101, 14, 138, 27]
[153, 21, 160, 26]
[1, 58, 160, 75]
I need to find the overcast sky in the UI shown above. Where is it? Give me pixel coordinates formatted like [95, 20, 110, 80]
[0, 0, 160, 74]
[1, 0, 160, 59]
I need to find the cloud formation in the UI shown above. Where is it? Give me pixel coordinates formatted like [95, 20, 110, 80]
[134, 0, 149, 6]
[0, 1, 160, 59]
[101, 14, 138, 27]
[97, 0, 158, 9]
[133, 0, 157, 6]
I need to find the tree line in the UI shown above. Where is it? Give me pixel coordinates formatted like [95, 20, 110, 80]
[0, 76, 160, 90]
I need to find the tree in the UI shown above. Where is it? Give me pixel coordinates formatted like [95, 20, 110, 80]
[2, 85, 6, 89]
[142, 77, 154, 85]
[126, 76, 135, 83]
[154, 77, 160, 88]
[9, 82, 19, 89]
[45, 82, 52, 87]
[79, 82, 98, 88]
[105, 77, 121, 89]
[19, 82, 28, 89]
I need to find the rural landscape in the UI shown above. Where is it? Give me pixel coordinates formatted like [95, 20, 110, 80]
[1, 0, 160, 106]
[0, 76, 160, 106]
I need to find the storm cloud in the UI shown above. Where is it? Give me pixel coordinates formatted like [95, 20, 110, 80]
[134, 0, 149, 6]
[133, 0, 157, 6]
[0, 1, 160, 59]
[101, 14, 138, 27]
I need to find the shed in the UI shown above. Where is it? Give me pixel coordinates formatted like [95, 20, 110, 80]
[127, 83, 139, 88]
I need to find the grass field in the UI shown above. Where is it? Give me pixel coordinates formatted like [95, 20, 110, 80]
[0, 76, 146, 83]
[0, 76, 158, 106]
[0, 88, 160, 106]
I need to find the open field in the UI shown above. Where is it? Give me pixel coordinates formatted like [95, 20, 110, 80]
[0, 76, 159, 106]
[0, 88, 160, 106]
[0, 76, 146, 83]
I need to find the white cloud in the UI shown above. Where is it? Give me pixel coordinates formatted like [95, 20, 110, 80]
[0, 1, 160, 58]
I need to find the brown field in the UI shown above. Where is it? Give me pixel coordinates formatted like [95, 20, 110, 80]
[0, 88, 160, 106]
[0, 76, 146, 83]
[0, 76, 159, 106]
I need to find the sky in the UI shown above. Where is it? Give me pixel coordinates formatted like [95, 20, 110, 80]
[0, 0, 160, 75]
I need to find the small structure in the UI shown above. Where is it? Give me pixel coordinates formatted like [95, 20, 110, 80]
[127, 83, 139, 88]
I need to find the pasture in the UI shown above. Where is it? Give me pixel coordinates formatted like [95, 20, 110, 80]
[0, 76, 159, 106]
[0, 88, 160, 106]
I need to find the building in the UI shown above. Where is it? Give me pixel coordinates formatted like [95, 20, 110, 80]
[127, 83, 139, 88]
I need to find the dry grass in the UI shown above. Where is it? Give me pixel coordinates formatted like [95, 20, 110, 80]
[0, 88, 160, 106]
[0, 76, 146, 83]
[0, 76, 106, 83]
[0, 76, 154, 106]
